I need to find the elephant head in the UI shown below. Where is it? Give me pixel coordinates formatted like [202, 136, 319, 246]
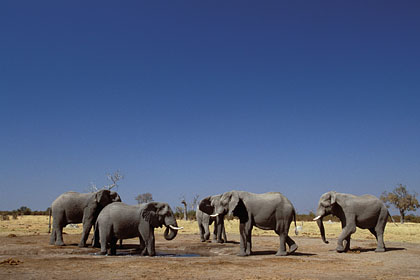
[141, 202, 183, 240]
[313, 191, 338, 244]
[208, 191, 248, 222]
[91, 189, 113, 208]
[199, 194, 224, 216]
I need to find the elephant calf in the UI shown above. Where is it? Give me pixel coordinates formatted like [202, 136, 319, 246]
[95, 202, 182, 256]
[49, 189, 121, 247]
[314, 191, 391, 252]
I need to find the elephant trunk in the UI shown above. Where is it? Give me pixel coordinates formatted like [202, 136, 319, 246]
[164, 225, 178, 240]
[314, 207, 329, 244]
[316, 218, 329, 244]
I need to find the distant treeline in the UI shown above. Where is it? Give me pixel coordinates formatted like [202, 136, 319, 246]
[2, 207, 419, 223]
[0, 206, 50, 217]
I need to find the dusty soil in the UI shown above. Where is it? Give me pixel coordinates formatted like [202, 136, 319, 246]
[0, 233, 419, 280]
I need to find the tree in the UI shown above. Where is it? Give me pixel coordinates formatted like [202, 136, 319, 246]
[135, 193, 153, 204]
[181, 199, 187, 221]
[381, 184, 419, 224]
[17, 206, 31, 215]
[87, 170, 124, 192]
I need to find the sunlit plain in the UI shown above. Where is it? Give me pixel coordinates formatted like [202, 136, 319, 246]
[1, 216, 419, 244]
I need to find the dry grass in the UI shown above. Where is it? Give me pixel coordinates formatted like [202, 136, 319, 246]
[1, 215, 419, 243]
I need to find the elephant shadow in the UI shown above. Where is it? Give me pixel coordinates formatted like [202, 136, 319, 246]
[224, 240, 240, 245]
[347, 247, 405, 253]
[251, 250, 316, 256]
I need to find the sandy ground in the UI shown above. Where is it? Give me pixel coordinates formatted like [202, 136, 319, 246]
[0, 232, 419, 280]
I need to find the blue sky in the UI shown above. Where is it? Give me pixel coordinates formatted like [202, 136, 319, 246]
[1, 1, 419, 215]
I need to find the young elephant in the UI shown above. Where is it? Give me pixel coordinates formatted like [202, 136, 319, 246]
[95, 202, 182, 256]
[49, 190, 121, 247]
[196, 195, 227, 243]
[314, 191, 390, 253]
[207, 190, 298, 256]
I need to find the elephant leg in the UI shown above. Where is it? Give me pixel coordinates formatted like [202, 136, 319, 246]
[222, 224, 227, 243]
[139, 237, 147, 256]
[286, 236, 298, 254]
[201, 221, 210, 241]
[238, 223, 252, 256]
[79, 221, 93, 247]
[99, 228, 108, 255]
[212, 223, 218, 242]
[215, 221, 224, 243]
[373, 227, 386, 252]
[337, 224, 356, 253]
[343, 236, 351, 252]
[109, 237, 117, 255]
[247, 229, 252, 255]
[140, 226, 156, 256]
[49, 227, 56, 245]
[54, 223, 65, 246]
[276, 233, 288, 256]
[198, 223, 206, 242]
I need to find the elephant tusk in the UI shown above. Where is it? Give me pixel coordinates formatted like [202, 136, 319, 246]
[210, 214, 219, 217]
[313, 216, 322, 221]
[169, 225, 183, 230]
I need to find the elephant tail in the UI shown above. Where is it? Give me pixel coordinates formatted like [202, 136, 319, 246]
[388, 212, 398, 227]
[293, 210, 299, 236]
[48, 207, 52, 234]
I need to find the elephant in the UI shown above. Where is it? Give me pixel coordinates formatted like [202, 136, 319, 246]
[313, 191, 391, 253]
[206, 190, 298, 256]
[197, 195, 227, 243]
[49, 189, 121, 247]
[94, 201, 182, 256]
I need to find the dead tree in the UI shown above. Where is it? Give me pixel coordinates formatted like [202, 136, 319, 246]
[181, 199, 187, 221]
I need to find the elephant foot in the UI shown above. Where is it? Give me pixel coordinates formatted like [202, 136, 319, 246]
[78, 243, 88, 248]
[98, 251, 107, 255]
[288, 244, 298, 254]
[375, 247, 386, 253]
[216, 239, 225, 244]
[275, 250, 288, 256]
[237, 251, 249, 257]
[336, 247, 346, 253]
[55, 241, 65, 246]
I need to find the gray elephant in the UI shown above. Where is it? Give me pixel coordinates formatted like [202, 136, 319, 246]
[94, 201, 182, 256]
[205, 190, 298, 256]
[49, 189, 121, 247]
[197, 194, 227, 243]
[314, 191, 390, 253]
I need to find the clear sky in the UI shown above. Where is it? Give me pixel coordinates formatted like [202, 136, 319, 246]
[1, 1, 419, 215]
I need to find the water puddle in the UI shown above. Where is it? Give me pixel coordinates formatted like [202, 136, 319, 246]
[90, 250, 201, 257]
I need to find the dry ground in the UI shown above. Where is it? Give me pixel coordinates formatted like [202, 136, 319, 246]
[0, 216, 419, 280]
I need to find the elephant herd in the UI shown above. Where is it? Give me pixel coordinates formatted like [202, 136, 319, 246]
[49, 189, 393, 257]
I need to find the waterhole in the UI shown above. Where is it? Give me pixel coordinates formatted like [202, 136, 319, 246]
[90, 249, 201, 257]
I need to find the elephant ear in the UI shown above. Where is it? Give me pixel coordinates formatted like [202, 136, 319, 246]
[227, 191, 240, 215]
[199, 196, 214, 215]
[330, 191, 337, 205]
[95, 189, 112, 206]
[227, 191, 248, 222]
[157, 203, 169, 216]
[141, 203, 160, 228]
[110, 191, 122, 202]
